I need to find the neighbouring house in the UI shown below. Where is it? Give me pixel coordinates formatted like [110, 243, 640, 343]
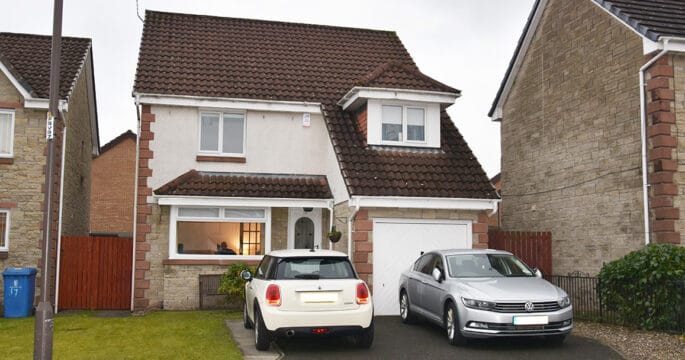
[0, 33, 99, 306]
[132, 11, 498, 314]
[489, 0, 685, 275]
[90, 130, 136, 236]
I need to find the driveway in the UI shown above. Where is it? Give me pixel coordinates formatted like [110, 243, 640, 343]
[274, 317, 624, 360]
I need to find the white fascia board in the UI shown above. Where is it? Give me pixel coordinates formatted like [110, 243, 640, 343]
[135, 93, 322, 114]
[0, 60, 68, 110]
[339, 87, 459, 110]
[643, 37, 685, 55]
[490, 0, 548, 122]
[156, 195, 333, 209]
[350, 196, 499, 211]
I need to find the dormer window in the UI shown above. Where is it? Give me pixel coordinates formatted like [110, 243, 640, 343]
[381, 105, 425, 143]
[338, 87, 458, 149]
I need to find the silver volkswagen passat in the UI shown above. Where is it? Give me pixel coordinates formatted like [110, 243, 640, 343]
[398, 249, 572, 345]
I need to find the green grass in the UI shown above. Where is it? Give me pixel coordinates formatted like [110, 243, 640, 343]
[0, 311, 243, 359]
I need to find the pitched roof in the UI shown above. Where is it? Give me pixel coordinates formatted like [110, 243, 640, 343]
[594, 0, 685, 41]
[155, 170, 333, 199]
[354, 62, 459, 94]
[99, 130, 136, 154]
[0, 32, 91, 100]
[136, 11, 496, 200]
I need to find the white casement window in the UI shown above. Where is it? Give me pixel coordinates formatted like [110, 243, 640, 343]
[0, 110, 15, 158]
[381, 105, 425, 144]
[170, 206, 270, 259]
[0, 209, 9, 251]
[198, 111, 246, 156]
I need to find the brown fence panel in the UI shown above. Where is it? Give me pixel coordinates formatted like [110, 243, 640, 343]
[489, 231, 552, 275]
[58, 236, 132, 310]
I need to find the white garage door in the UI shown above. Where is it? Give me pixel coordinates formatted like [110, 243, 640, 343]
[372, 219, 472, 316]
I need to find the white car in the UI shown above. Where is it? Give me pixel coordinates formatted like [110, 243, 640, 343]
[241, 249, 374, 350]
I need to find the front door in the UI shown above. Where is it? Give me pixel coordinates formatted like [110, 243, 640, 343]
[294, 217, 314, 249]
[288, 208, 322, 249]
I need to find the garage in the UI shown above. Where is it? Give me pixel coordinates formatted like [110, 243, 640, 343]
[371, 219, 472, 316]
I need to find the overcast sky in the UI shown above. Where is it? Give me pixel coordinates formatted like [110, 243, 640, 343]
[1, 0, 534, 178]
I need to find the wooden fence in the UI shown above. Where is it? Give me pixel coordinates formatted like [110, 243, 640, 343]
[489, 230, 552, 276]
[58, 235, 132, 310]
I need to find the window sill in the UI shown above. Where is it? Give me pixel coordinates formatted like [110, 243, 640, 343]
[0, 252, 8, 259]
[0, 158, 14, 165]
[196, 155, 246, 163]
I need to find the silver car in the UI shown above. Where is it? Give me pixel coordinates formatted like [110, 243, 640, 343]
[398, 249, 572, 345]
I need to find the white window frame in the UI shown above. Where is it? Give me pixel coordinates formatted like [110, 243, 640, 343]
[197, 110, 247, 157]
[380, 104, 427, 145]
[169, 205, 270, 260]
[0, 209, 9, 251]
[0, 109, 15, 158]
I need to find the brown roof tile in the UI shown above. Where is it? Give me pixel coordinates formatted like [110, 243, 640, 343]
[136, 11, 496, 200]
[155, 170, 333, 199]
[0, 32, 91, 99]
[99, 130, 136, 154]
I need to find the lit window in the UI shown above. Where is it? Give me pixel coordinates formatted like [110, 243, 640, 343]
[199, 111, 245, 155]
[0, 110, 15, 158]
[381, 105, 425, 144]
[173, 207, 267, 257]
[0, 210, 9, 251]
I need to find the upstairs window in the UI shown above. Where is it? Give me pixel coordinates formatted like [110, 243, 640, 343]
[0, 110, 14, 158]
[381, 105, 425, 144]
[199, 111, 245, 156]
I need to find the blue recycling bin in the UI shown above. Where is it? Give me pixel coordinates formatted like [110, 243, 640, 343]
[3, 267, 38, 318]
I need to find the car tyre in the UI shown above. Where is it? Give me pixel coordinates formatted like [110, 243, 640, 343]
[445, 302, 467, 346]
[254, 306, 271, 351]
[243, 301, 253, 329]
[354, 320, 374, 348]
[399, 290, 417, 324]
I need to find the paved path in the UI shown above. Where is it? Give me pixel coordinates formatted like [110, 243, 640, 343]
[227, 316, 623, 360]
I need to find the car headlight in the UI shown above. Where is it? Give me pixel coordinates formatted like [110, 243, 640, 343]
[462, 297, 495, 310]
[558, 296, 571, 308]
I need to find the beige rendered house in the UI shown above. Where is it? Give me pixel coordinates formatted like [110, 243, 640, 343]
[132, 11, 498, 314]
[0, 33, 99, 307]
[490, 0, 685, 275]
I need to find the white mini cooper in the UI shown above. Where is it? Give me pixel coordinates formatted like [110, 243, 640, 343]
[241, 249, 374, 350]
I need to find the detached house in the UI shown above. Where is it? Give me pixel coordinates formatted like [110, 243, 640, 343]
[133, 11, 497, 314]
[490, 0, 685, 275]
[0, 33, 99, 304]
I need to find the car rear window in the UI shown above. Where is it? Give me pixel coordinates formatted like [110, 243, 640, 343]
[275, 257, 356, 280]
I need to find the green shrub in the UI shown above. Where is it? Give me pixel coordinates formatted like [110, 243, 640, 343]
[217, 263, 256, 305]
[598, 243, 685, 330]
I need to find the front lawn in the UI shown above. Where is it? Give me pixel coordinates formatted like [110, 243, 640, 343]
[0, 310, 242, 359]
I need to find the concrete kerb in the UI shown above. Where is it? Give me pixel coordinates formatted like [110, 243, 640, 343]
[226, 319, 284, 360]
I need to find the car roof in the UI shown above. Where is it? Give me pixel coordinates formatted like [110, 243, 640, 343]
[429, 248, 513, 256]
[267, 249, 349, 258]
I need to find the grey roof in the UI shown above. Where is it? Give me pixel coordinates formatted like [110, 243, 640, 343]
[594, 0, 685, 41]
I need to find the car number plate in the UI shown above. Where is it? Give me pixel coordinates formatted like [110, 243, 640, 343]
[300, 292, 337, 303]
[513, 315, 549, 325]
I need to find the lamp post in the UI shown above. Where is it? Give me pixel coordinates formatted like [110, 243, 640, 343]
[34, 0, 62, 358]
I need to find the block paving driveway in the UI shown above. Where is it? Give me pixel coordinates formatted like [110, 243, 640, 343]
[275, 316, 623, 360]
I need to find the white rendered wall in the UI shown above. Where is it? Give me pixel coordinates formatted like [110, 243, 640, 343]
[148, 105, 348, 201]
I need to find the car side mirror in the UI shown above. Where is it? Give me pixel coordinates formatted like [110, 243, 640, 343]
[240, 270, 253, 281]
[432, 268, 442, 282]
[533, 268, 543, 278]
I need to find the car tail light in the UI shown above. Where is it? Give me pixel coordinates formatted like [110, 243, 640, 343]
[265, 284, 281, 306]
[356, 282, 370, 304]
[312, 328, 329, 334]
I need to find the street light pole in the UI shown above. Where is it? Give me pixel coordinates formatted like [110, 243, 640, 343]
[34, 0, 62, 359]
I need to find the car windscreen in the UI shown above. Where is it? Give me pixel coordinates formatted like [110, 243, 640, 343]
[446, 254, 535, 278]
[275, 257, 356, 280]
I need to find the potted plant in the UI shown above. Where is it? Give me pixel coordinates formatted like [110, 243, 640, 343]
[328, 226, 342, 243]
